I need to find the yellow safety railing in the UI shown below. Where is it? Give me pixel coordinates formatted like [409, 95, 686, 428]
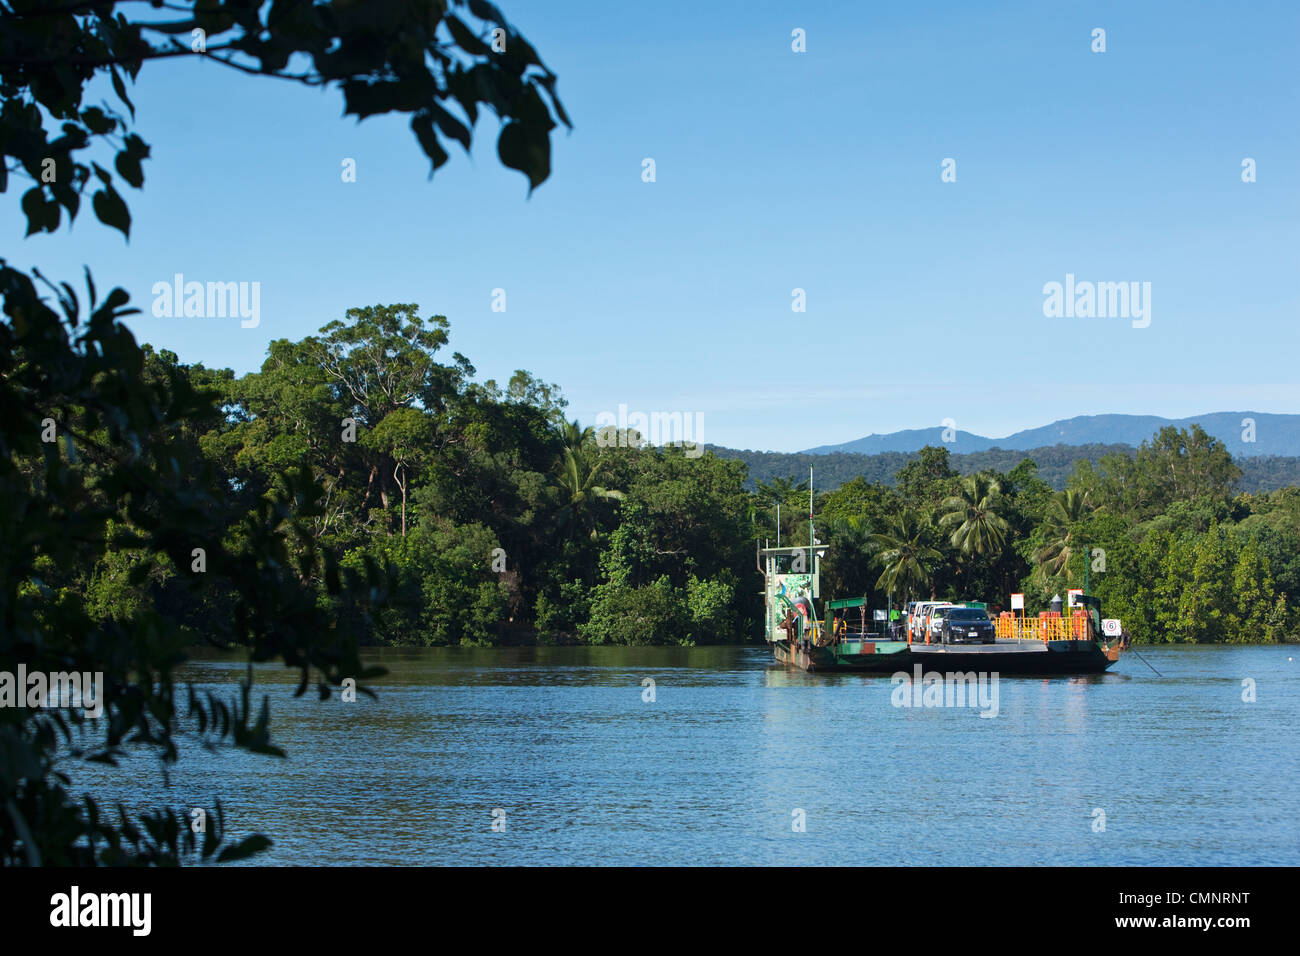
[995, 613, 1093, 642]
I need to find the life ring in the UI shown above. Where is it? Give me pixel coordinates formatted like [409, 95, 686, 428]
[793, 596, 813, 623]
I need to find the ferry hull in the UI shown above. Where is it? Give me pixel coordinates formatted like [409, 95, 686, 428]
[773, 639, 1119, 675]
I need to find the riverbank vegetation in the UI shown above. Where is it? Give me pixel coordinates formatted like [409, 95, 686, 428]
[46, 309, 1299, 649]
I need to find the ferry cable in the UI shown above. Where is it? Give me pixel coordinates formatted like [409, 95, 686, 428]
[1127, 645, 1162, 676]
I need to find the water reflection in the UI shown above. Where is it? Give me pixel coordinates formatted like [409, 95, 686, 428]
[64, 644, 1300, 865]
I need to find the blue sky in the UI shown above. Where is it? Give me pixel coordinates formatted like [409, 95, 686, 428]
[11, 0, 1299, 451]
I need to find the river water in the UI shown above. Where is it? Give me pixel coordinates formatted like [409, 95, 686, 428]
[68, 644, 1299, 865]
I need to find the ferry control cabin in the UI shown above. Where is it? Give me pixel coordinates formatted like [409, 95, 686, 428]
[760, 544, 897, 649]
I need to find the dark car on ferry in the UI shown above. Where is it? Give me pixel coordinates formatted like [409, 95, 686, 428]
[940, 607, 996, 645]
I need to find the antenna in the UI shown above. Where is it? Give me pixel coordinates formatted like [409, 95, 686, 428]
[809, 466, 814, 570]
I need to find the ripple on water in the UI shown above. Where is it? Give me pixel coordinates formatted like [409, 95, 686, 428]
[62, 645, 1300, 865]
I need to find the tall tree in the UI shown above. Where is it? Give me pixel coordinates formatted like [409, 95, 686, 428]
[895, 445, 959, 507]
[554, 420, 623, 541]
[939, 472, 1010, 558]
[870, 509, 943, 605]
[1033, 489, 1093, 580]
[309, 305, 470, 522]
[365, 408, 436, 537]
[312, 305, 452, 427]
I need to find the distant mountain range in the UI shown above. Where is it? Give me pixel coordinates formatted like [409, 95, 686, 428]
[704, 412, 1300, 494]
[708, 442, 1300, 495]
[800, 412, 1300, 458]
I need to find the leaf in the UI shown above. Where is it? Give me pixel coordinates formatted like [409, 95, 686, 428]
[431, 103, 472, 152]
[81, 106, 116, 135]
[216, 833, 272, 862]
[444, 15, 490, 57]
[92, 185, 131, 238]
[21, 187, 60, 235]
[114, 135, 150, 189]
[342, 79, 400, 120]
[110, 66, 135, 118]
[497, 120, 549, 191]
[537, 74, 571, 129]
[467, 0, 505, 23]
[103, 286, 131, 312]
[114, 152, 141, 188]
[411, 114, 449, 175]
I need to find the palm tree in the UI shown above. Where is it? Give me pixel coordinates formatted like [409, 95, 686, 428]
[868, 509, 943, 606]
[1033, 488, 1093, 581]
[939, 473, 1010, 558]
[555, 420, 623, 539]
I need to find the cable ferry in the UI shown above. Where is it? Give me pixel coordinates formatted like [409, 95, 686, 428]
[760, 478, 1123, 675]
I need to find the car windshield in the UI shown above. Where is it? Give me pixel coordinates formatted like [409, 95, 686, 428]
[949, 609, 989, 621]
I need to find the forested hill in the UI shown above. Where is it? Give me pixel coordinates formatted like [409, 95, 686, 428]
[712, 443, 1300, 494]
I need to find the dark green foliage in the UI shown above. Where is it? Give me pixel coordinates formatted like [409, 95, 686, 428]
[1, 1, 569, 240]
[0, 263, 387, 864]
[1, 0, 566, 865]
